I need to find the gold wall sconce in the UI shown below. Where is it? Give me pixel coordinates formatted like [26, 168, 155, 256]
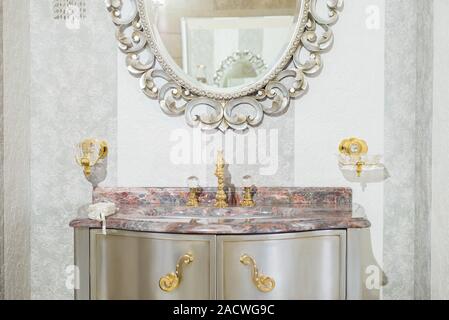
[339, 137, 369, 177]
[75, 139, 108, 178]
[338, 137, 388, 186]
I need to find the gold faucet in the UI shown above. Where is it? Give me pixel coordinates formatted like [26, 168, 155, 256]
[214, 150, 228, 208]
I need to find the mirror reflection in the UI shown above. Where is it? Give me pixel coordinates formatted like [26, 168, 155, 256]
[146, 0, 301, 89]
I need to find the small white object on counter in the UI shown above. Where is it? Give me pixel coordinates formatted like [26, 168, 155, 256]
[87, 202, 117, 235]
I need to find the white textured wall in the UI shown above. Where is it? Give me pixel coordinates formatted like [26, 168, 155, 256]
[431, 0, 449, 300]
[116, 56, 297, 187]
[294, 0, 385, 268]
[116, 63, 208, 187]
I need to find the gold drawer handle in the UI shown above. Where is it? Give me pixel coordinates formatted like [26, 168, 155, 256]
[159, 253, 194, 292]
[240, 254, 275, 293]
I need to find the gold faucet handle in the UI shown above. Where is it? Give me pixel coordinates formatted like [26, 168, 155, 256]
[241, 187, 255, 207]
[240, 254, 275, 293]
[159, 253, 194, 292]
[187, 188, 200, 207]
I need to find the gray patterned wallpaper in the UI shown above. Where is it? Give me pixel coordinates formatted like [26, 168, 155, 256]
[0, 0, 4, 300]
[431, 0, 449, 300]
[414, 0, 433, 300]
[28, 0, 117, 299]
[3, 0, 31, 300]
[383, 0, 433, 300]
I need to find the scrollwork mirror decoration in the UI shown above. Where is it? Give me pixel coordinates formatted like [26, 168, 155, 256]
[105, 0, 343, 132]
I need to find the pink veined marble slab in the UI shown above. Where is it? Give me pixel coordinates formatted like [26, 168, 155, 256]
[70, 187, 370, 235]
[92, 187, 353, 207]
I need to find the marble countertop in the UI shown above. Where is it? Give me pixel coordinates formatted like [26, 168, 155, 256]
[69, 187, 370, 235]
[70, 203, 370, 234]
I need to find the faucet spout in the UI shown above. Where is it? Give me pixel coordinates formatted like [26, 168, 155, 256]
[214, 151, 228, 208]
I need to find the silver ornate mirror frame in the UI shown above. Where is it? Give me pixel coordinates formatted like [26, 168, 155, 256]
[106, 0, 344, 132]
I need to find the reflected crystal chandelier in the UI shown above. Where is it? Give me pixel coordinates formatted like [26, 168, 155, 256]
[52, 0, 86, 28]
[152, 0, 166, 6]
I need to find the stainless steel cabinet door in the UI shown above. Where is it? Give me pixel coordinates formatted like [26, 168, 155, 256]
[217, 230, 346, 300]
[90, 230, 216, 300]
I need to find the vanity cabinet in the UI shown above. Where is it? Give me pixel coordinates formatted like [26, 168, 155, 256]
[89, 231, 216, 300]
[76, 229, 348, 300]
[217, 231, 346, 300]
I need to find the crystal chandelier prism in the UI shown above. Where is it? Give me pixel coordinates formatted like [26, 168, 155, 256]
[52, 0, 86, 28]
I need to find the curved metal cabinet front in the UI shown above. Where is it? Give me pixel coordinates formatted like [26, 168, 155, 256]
[217, 231, 347, 300]
[90, 230, 216, 300]
[84, 229, 347, 300]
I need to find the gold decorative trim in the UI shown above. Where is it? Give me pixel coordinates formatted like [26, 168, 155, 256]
[105, 0, 343, 131]
[159, 253, 194, 293]
[240, 254, 276, 293]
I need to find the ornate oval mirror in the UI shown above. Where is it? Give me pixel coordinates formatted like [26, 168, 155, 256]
[106, 0, 343, 131]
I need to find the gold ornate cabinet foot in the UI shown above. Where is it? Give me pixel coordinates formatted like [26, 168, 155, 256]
[240, 254, 275, 293]
[159, 253, 194, 292]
